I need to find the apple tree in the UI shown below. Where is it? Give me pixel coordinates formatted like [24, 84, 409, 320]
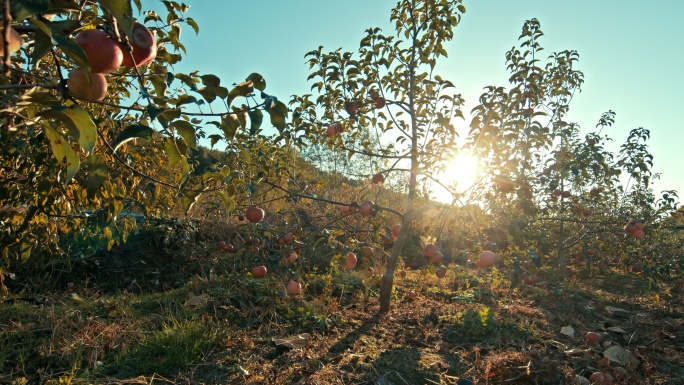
[0, 0, 290, 291]
[289, 0, 468, 312]
[465, 19, 679, 277]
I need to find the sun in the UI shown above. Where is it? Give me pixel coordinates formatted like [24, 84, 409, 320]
[431, 152, 481, 203]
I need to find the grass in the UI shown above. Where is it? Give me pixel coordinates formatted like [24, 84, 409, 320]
[1, 236, 682, 384]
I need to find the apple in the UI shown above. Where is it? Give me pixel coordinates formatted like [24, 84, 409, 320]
[634, 222, 644, 230]
[398, 269, 407, 278]
[252, 266, 267, 278]
[588, 372, 615, 385]
[372, 172, 385, 185]
[288, 252, 298, 263]
[237, 215, 245, 221]
[370, 90, 380, 99]
[344, 252, 357, 269]
[67, 68, 108, 101]
[612, 367, 629, 382]
[276, 238, 286, 246]
[624, 223, 636, 234]
[562, 191, 571, 198]
[345, 100, 357, 116]
[524, 274, 539, 285]
[0, 27, 22, 55]
[359, 200, 374, 217]
[218, 240, 227, 250]
[632, 229, 644, 239]
[74, 29, 123, 74]
[361, 246, 374, 258]
[391, 224, 401, 239]
[423, 243, 438, 259]
[245, 206, 265, 223]
[435, 267, 446, 278]
[478, 251, 497, 268]
[514, 202, 523, 211]
[432, 251, 444, 264]
[283, 232, 294, 243]
[574, 244, 582, 250]
[120, 22, 157, 67]
[374, 97, 386, 108]
[585, 331, 603, 344]
[326, 125, 338, 136]
[367, 267, 375, 276]
[286, 280, 302, 296]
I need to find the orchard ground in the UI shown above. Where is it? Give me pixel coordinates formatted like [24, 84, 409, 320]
[0, 217, 681, 385]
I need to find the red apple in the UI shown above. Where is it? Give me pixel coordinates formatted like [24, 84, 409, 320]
[218, 240, 227, 250]
[589, 372, 615, 385]
[361, 246, 374, 258]
[562, 191, 571, 198]
[391, 224, 401, 239]
[372, 173, 385, 185]
[478, 251, 497, 268]
[432, 251, 444, 264]
[435, 267, 446, 278]
[0, 27, 22, 55]
[283, 232, 294, 243]
[634, 222, 644, 230]
[370, 90, 380, 99]
[345, 100, 357, 116]
[624, 223, 636, 234]
[359, 200, 374, 217]
[286, 280, 302, 296]
[67, 68, 108, 101]
[423, 243, 438, 259]
[326, 125, 338, 136]
[553, 189, 562, 197]
[585, 331, 603, 344]
[252, 266, 267, 278]
[374, 97, 386, 108]
[398, 269, 407, 278]
[288, 252, 298, 263]
[245, 206, 265, 223]
[120, 22, 157, 67]
[344, 252, 357, 269]
[75, 29, 123, 73]
[632, 229, 644, 239]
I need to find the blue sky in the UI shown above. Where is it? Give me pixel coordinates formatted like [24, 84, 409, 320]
[146, 0, 684, 201]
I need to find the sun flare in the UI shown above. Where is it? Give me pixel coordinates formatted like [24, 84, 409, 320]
[432, 152, 481, 203]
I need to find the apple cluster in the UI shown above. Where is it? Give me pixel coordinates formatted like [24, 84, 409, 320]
[68, 22, 157, 101]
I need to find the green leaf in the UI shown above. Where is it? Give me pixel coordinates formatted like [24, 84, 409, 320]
[175, 94, 198, 107]
[44, 125, 68, 161]
[182, 185, 203, 214]
[96, 0, 134, 41]
[267, 100, 288, 131]
[186, 17, 199, 35]
[112, 124, 154, 152]
[196, 87, 216, 103]
[164, 137, 182, 168]
[208, 134, 222, 147]
[52, 34, 91, 75]
[45, 126, 81, 183]
[247, 72, 266, 91]
[221, 114, 241, 142]
[201, 74, 220, 87]
[248, 109, 263, 135]
[170, 120, 197, 150]
[20, 242, 33, 262]
[10, 0, 48, 21]
[38, 104, 97, 154]
[179, 155, 190, 188]
[18, 87, 60, 106]
[83, 154, 108, 189]
[216, 191, 235, 215]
